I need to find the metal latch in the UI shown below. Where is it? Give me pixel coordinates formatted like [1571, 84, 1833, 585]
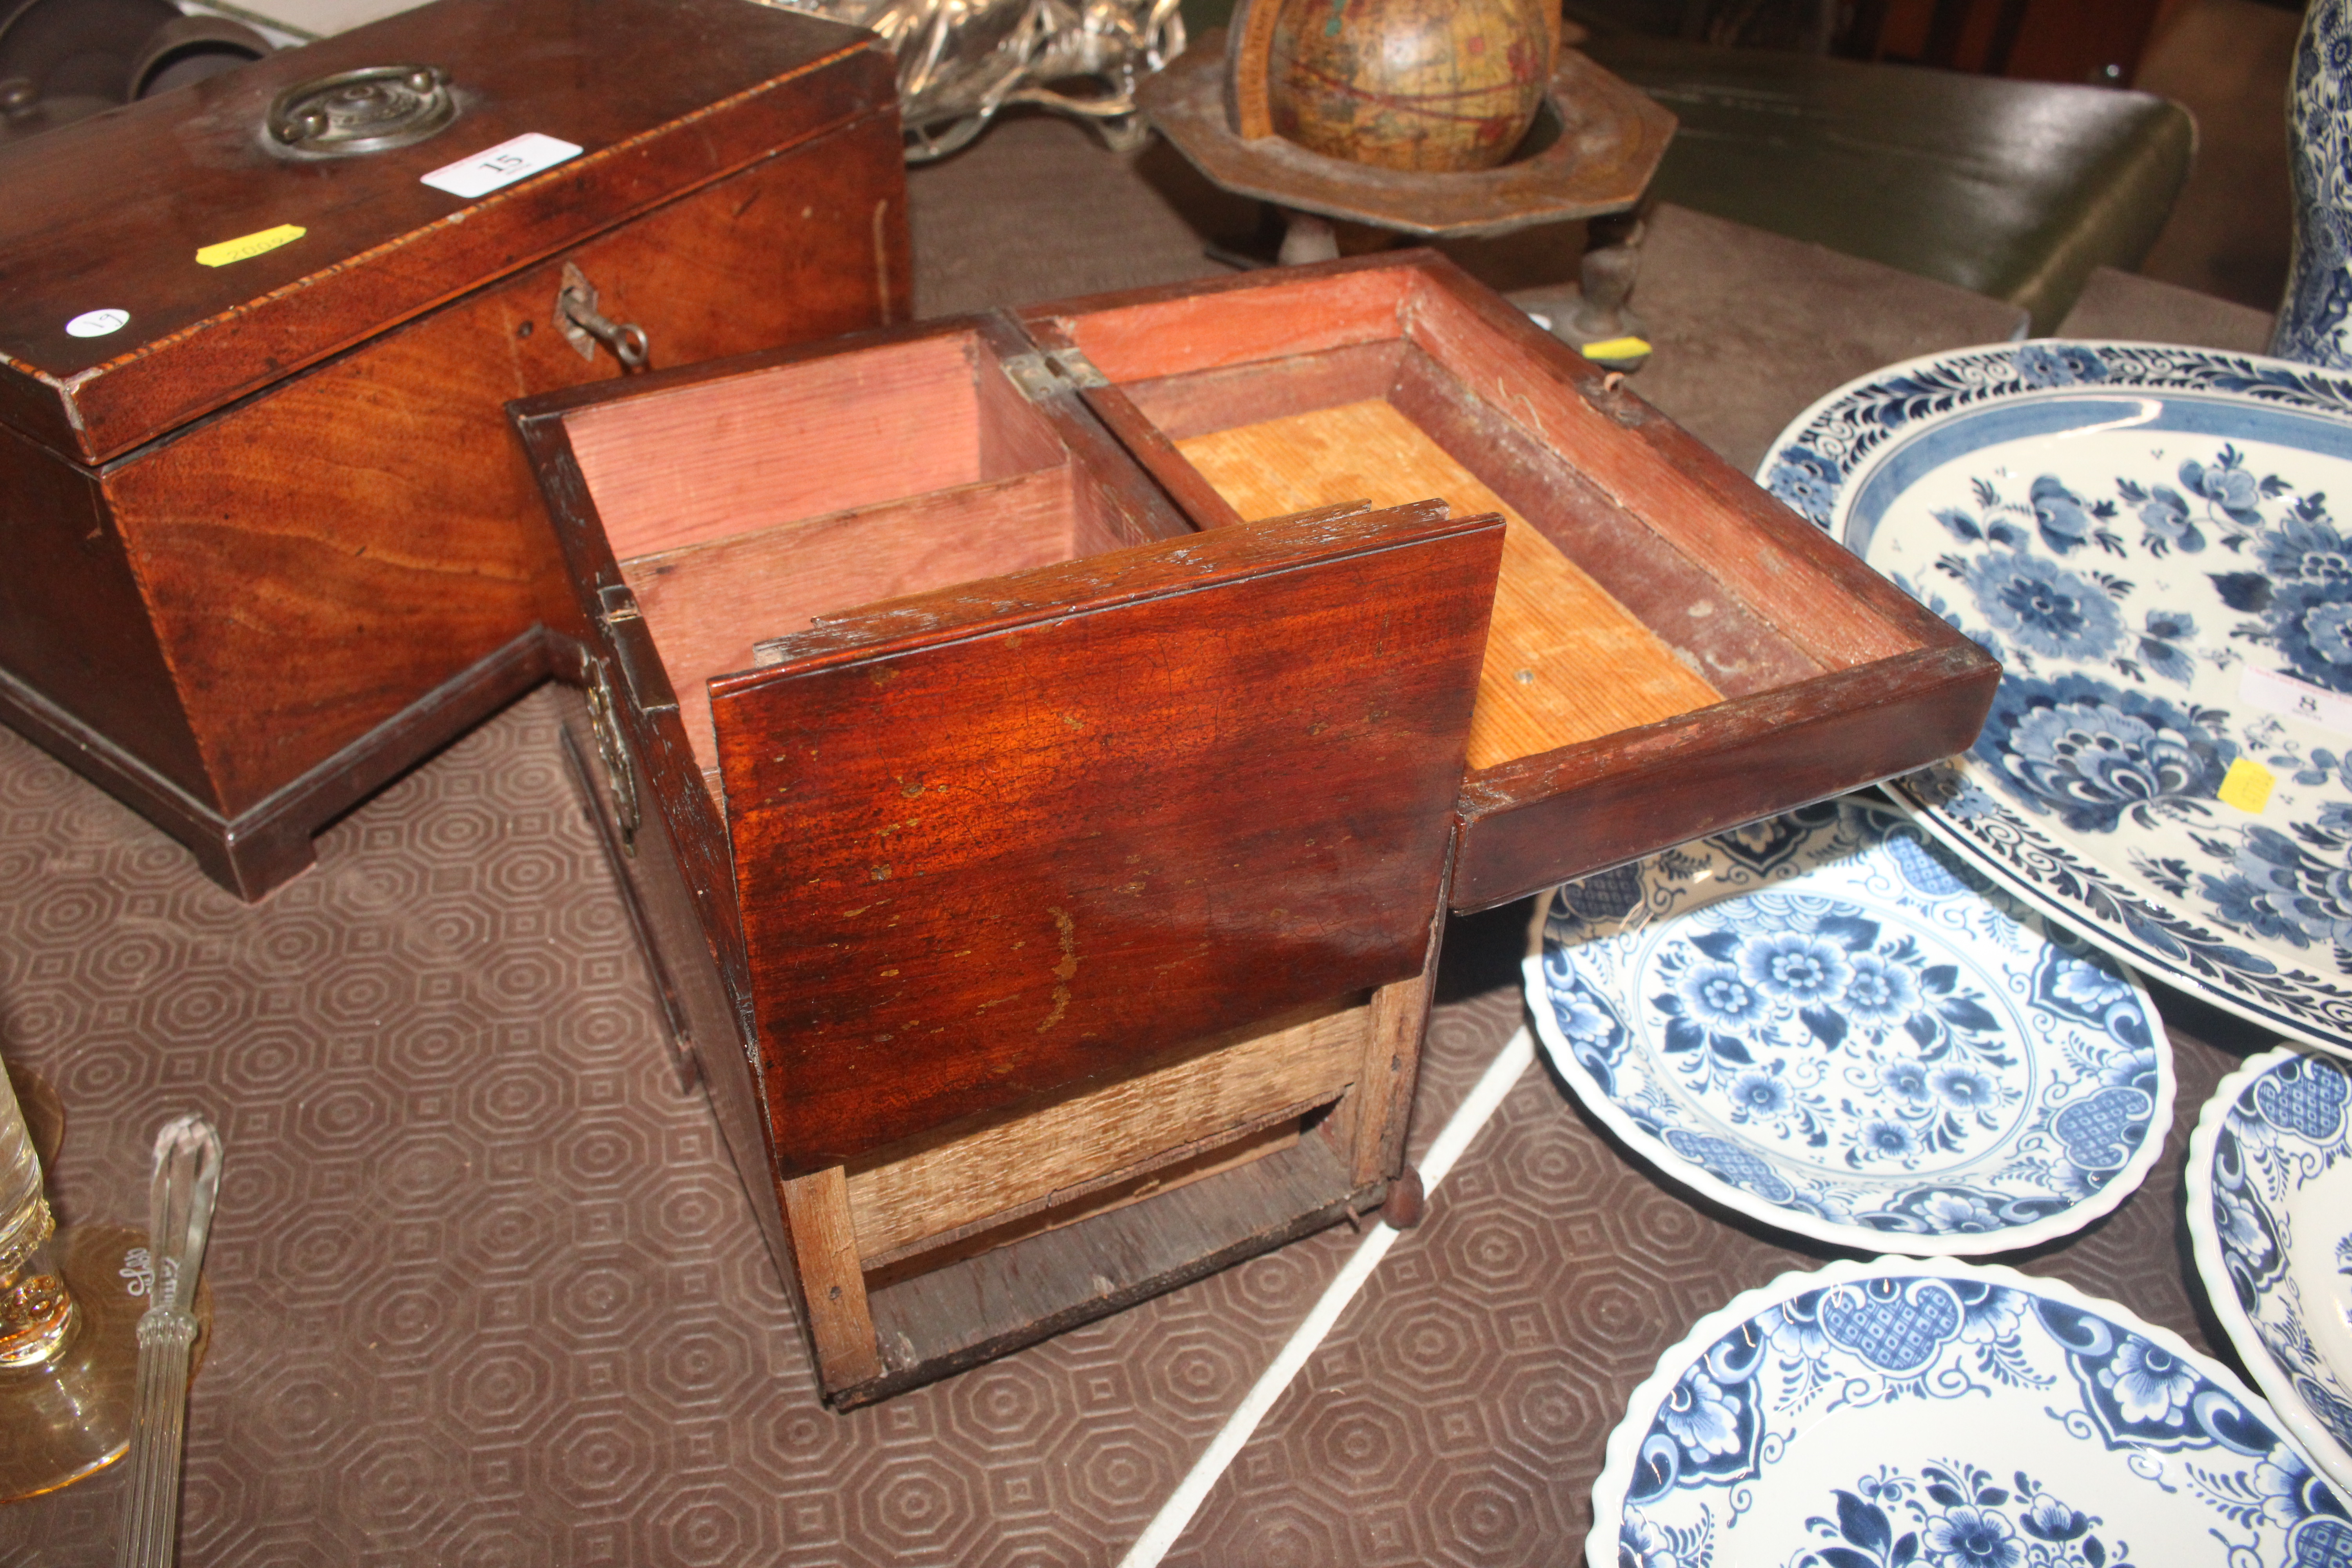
[1001, 347, 1109, 401]
[583, 657, 641, 854]
[557, 262, 651, 372]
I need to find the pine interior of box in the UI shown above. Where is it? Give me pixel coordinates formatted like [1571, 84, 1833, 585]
[557, 327, 1147, 791]
[1031, 266, 1832, 776]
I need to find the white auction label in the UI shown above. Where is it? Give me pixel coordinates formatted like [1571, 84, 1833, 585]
[65, 309, 129, 338]
[419, 132, 582, 200]
[2239, 662, 2352, 738]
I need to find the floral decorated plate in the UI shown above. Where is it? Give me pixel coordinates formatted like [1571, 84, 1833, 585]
[1760, 341, 2352, 1059]
[2186, 1045, 2352, 1499]
[1590, 1256, 2352, 1568]
[1524, 797, 2171, 1255]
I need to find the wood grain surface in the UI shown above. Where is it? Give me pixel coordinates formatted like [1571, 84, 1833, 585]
[0, 0, 892, 461]
[711, 503, 1501, 1175]
[92, 113, 907, 818]
[844, 1001, 1367, 1265]
[1174, 397, 1723, 769]
[1029, 253, 2000, 908]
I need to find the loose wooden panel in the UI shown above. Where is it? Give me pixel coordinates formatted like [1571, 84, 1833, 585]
[1174, 398, 1722, 769]
[622, 465, 1085, 773]
[103, 121, 905, 815]
[780, 1167, 883, 1389]
[569, 333, 989, 563]
[711, 504, 1501, 1174]
[844, 1002, 1366, 1263]
[1041, 265, 1411, 385]
[855, 1132, 1367, 1405]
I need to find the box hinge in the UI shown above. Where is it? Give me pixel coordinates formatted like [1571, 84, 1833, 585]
[1001, 347, 1109, 401]
[597, 581, 679, 716]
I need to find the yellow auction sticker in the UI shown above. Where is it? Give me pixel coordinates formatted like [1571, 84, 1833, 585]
[2218, 757, 2276, 814]
[1580, 335, 1652, 362]
[195, 223, 307, 268]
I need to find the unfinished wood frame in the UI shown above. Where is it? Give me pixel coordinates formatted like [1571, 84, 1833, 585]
[764, 973, 1432, 1403]
[1018, 253, 1997, 908]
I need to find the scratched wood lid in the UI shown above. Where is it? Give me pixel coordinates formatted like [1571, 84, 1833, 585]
[0, 0, 885, 464]
[709, 501, 1506, 1176]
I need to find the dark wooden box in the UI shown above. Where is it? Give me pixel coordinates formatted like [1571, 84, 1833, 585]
[509, 253, 1997, 1405]
[0, 0, 909, 899]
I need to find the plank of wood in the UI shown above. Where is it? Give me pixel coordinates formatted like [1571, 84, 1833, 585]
[1173, 398, 1722, 770]
[1038, 264, 1411, 386]
[711, 503, 1498, 1174]
[779, 1166, 884, 1389]
[566, 332, 987, 562]
[617, 463, 1081, 772]
[1352, 855, 1446, 1186]
[845, 1002, 1366, 1262]
[861, 1115, 1304, 1288]
[853, 1133, 1367, 1405]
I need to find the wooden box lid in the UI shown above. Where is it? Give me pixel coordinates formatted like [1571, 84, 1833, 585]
[0, 0, 891, 465]
[713, 503, 1503, 1174]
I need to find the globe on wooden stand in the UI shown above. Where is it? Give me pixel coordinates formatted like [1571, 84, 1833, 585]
[1138, 0, 1674, 363]
[1266, 0, 1557, 174]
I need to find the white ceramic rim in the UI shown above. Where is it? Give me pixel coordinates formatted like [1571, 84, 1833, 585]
[1585, 1254, 2303, 1568]
[1521, 837, 2178, 1258]
[1758, 339, 2352, 1063]
[2184, 1042, 2352, 1499]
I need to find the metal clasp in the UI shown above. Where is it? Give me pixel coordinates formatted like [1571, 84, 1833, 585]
[584, 658, 641, 854]
[557, 263, 651, 373]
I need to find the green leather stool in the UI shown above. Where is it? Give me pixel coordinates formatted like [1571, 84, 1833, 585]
[1582, 36, 2196, 332]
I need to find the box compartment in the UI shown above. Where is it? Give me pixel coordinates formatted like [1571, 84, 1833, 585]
[1019, 254, 1998, 909]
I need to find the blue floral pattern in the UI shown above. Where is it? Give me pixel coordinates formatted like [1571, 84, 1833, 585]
[1593, 1260, 2352, 1568]
[1758, 341, 2352, 1061]
[2276, 0, 2352, 367]
[2189, 1047, 2352, 1499]
[1528, 799, 2170, 1255]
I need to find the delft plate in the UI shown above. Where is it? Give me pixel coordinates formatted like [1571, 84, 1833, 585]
[1760, 341, 2352, 1061]
[1591, 1256, 2352, 1568]
[1524, 797, 2172, 1256]
[2186, 1045, 2352, 1499]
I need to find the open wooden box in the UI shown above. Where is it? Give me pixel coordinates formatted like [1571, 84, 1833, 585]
[510, 253, 1996, 1406]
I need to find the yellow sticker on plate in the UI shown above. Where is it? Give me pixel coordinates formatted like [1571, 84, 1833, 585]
[195, 224, 307, 268]
[2219, 757, 2276, 814]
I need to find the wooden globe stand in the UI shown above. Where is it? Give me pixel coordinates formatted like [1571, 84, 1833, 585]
[1138, 2, 1675, 363]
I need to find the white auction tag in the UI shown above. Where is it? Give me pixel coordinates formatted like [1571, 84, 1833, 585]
[65, 308, 129, 338]
[419, 132, 582, 199]
[2239, 662, 2352, 738]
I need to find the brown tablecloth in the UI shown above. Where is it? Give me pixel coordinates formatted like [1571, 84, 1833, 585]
[0, 110, 2286, 1566]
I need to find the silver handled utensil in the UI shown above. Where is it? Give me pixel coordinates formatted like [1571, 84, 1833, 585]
[114, 1116, 223, 1568]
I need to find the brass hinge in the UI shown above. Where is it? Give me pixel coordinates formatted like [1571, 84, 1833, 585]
[1001, 347, 1109, 401]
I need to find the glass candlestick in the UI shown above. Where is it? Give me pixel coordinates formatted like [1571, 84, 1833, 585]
[0, 1054, 143, 1502]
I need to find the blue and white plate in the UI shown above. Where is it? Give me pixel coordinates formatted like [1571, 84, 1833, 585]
[1760, 341, 2352, 1060]
[1591, 1257, 2352, 1568]
[2187, 1045, 2352, 1499]
[1524, 797, 2172, 1255]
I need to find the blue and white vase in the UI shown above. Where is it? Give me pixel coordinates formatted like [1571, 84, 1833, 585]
[2274, 0, 2352, 365]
